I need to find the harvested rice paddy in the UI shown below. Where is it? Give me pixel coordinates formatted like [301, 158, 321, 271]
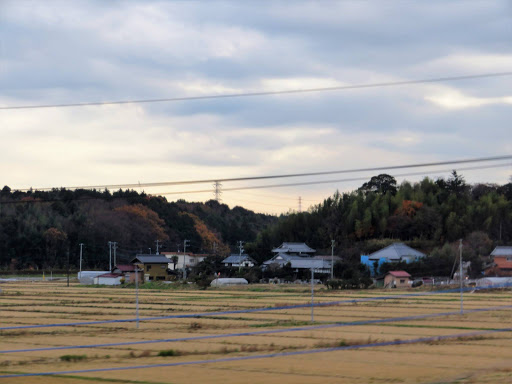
[0, 280, 511, 383]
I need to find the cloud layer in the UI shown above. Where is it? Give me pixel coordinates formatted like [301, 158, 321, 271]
[1, 0, 511, 213]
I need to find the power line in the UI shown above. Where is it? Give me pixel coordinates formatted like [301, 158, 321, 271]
[14, 155, 512, 192]
[1, 71, 511, 111]
[1, 161, 509, 206]
[158, 162, 512, 196]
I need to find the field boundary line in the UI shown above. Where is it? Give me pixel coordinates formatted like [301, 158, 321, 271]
[1, 283, 511, 331]
[1, 304, 511, 354]
[0, 327, 511, 379]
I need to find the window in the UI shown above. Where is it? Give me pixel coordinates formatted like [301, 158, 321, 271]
[146, 265, 151, 271]
[400, 279, 405, 284]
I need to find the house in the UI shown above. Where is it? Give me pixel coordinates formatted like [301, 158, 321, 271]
[383, 271, 412, 288]
[131, 254, 172, 281]
[161, 252, 209, 270]
[222, 254, 256, 268]
[484, 246, 512, 277]
[263, 243, 331, 274]
[361, 243, 426, 276]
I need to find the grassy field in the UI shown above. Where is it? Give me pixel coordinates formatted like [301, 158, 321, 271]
[0, 280, 511, 383]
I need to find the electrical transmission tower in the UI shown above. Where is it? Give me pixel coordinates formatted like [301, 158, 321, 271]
[298, 196, 302, 213]
[213, 181, 222, 202]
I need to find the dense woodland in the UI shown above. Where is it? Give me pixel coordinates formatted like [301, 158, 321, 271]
[0, 187, 276, 270]
[1, 171, 511, 277]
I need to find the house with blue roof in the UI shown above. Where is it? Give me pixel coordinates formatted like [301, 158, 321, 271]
[361, 243, 426, 276]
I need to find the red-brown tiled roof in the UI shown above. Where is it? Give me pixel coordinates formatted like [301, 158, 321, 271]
[97, 273, 123, 278]
[388, 271, 411, 278]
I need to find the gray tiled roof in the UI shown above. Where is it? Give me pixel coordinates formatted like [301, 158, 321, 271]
[263, 254, 330, 269]
[368, 243, 425, 260]
[490, 246, 512, 256]
[222, 254, 255, 264]
[271, 242, 316, 254]
[131, 254, 170, 264]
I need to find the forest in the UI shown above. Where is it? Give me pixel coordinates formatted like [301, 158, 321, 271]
[0, 171, 511, 275]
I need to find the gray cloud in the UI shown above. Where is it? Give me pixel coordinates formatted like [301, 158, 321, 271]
[1, 0, 511, 213]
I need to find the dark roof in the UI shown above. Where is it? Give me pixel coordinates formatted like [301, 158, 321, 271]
[131, 254, 170, 264]
[272, 242, 316, 254]
[222, 254, 255, 264]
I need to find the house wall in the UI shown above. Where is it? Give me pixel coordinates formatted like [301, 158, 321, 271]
[137, 263, 170, 281]
[485, 256, 512, 277]
[384, 274, 410, 288]
[94, 276, 122, 286]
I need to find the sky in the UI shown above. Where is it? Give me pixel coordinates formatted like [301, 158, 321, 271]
[1, 0, 511, 214]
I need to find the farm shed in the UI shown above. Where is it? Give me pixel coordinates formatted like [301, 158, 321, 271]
[93, 273, 123, 286]
[383, 271, 412, 288]
[78, 271, 110, 285]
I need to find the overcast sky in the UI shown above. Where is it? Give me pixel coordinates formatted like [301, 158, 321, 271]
[1, 0, 511, 214]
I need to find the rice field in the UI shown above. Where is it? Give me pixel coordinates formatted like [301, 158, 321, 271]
[0, 280, 511, 383]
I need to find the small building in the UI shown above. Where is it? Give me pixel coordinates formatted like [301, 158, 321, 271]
[93, 273, 123, 286]
[361, 243, 426, 276]
[485, 246, 512, 277]
[131, 254, 172, 281]
[162, 252, 210, 270]
[222, 254, 256, 268]
[383, 271, 412, 288]
[78, 270, 109, 285]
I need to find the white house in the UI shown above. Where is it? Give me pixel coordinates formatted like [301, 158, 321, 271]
[162, 252, 209, 270]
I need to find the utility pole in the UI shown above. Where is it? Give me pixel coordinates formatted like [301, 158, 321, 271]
[148, 248, 151, 254]
[135, 265, 139, 329]
[331, 239, 335, 280]
[213, 181, 222, 202]
[459, 239, 463, 315]
[311, 265, 315, 323]
[108, 241, 112, 270]
[238, 241, 244, 273]
[155, 240, 161, 254]
[213, 242, 217, 255]
[79, 243, 84, 277]
[66, 249, 70, 287]
[183, 240, 190, 280]
[298, 196, 302, 213]
[112, 242, 118, 267]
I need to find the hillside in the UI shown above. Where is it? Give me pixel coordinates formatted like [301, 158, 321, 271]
[0, 187, 277, 270]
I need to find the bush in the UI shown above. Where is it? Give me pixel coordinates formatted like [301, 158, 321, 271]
[158, 349, 180, 357]
[60, 354, 87, 362]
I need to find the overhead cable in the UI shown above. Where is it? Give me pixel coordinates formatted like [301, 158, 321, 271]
[14, 155, 512, 192]
[1, 71, 511, 111]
